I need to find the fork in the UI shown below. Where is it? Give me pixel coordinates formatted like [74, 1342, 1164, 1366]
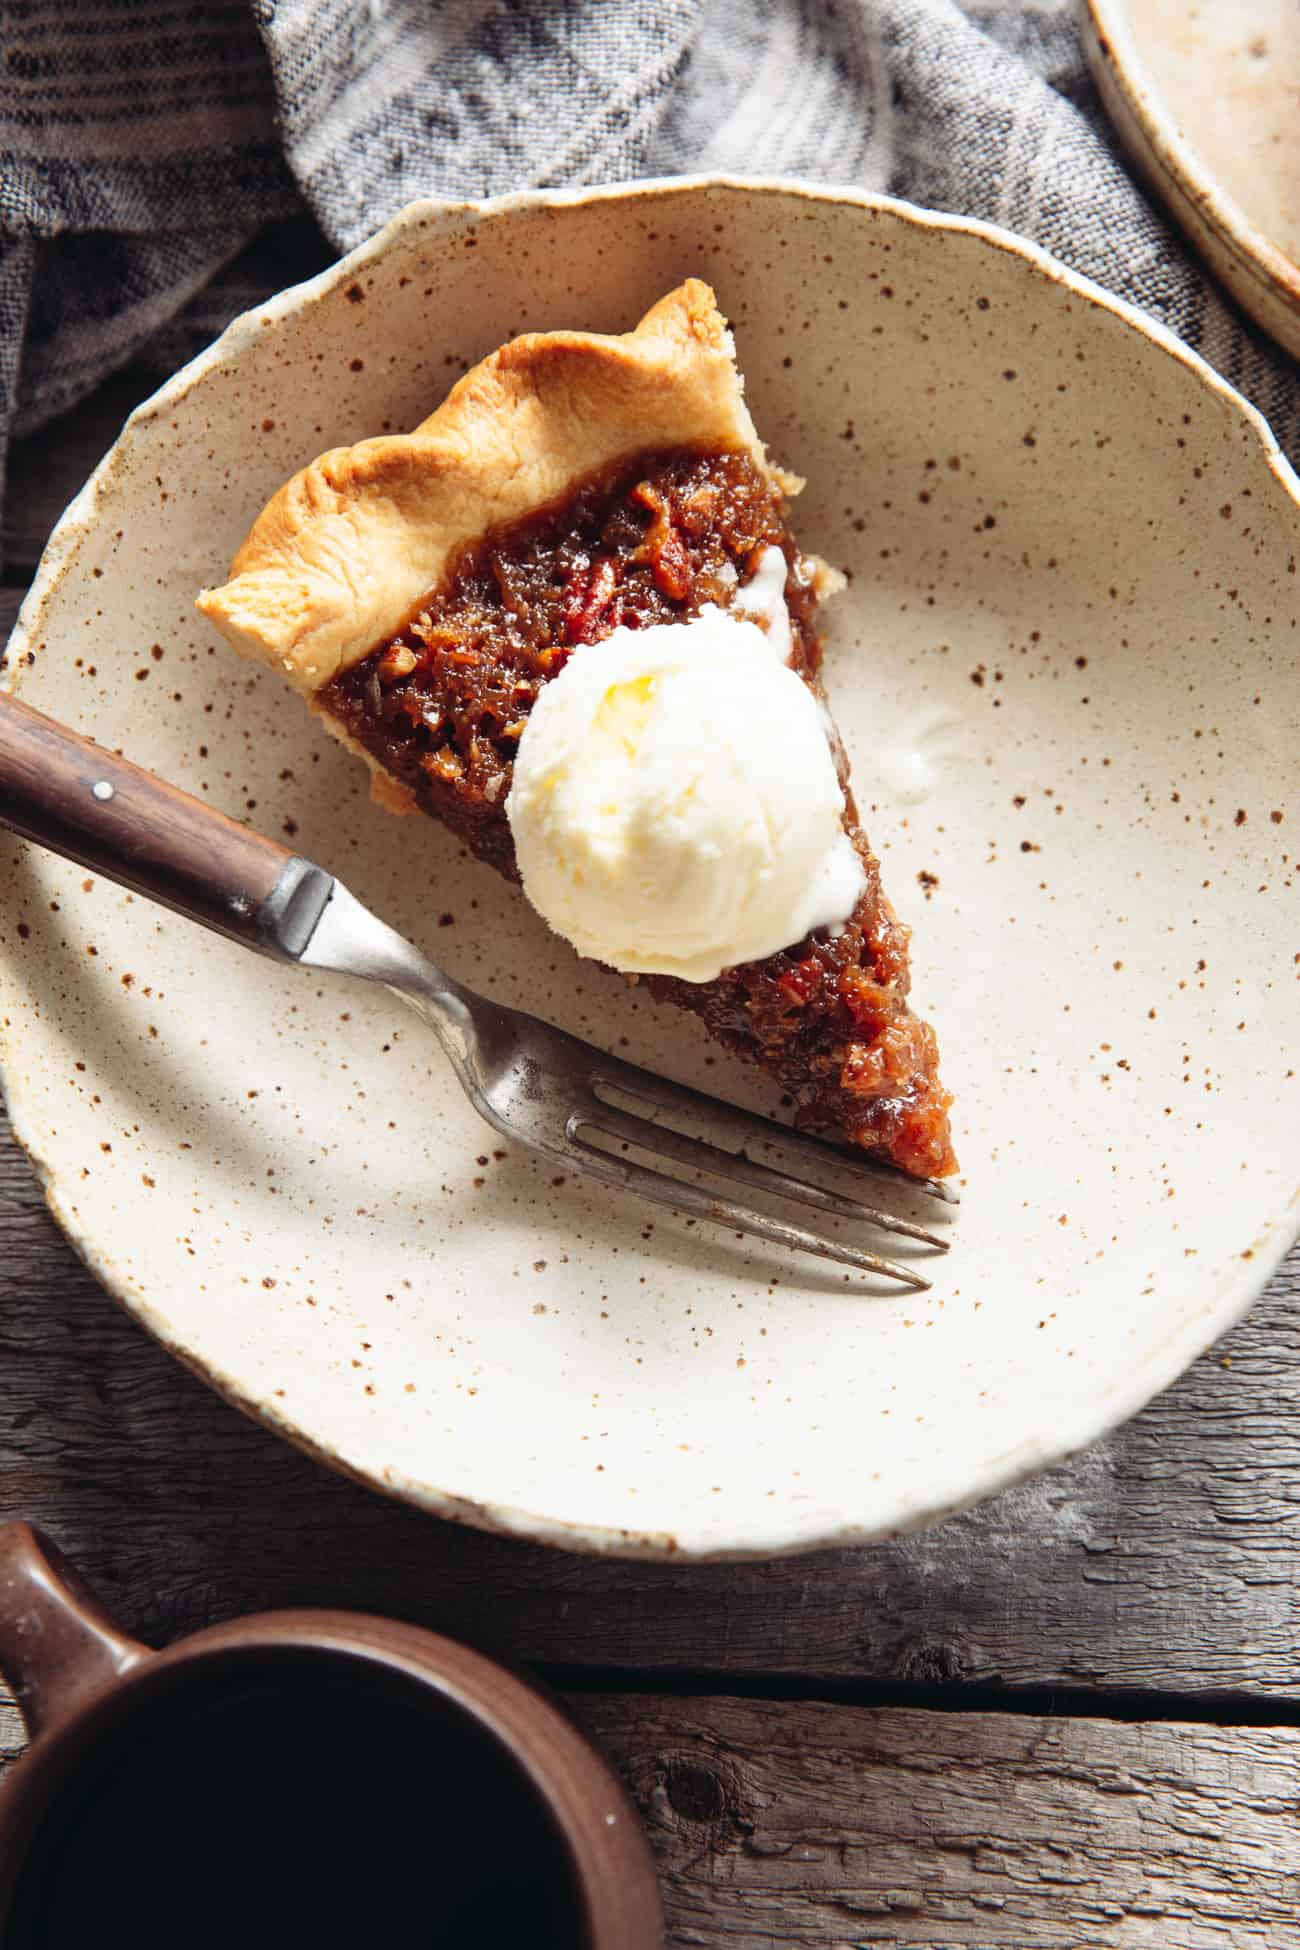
[0, 694, 954, 1291]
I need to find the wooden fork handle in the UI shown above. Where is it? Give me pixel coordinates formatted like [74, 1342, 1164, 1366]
[0, 692, 332, 960]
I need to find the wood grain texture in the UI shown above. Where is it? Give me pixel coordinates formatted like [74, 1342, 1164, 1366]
[3, 1689, 1293, 1948]
[576, 1695, 1300, 1947]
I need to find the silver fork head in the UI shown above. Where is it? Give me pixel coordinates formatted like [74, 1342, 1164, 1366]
[439, 990, 953, 1294]
[302, 878, 954, 1293]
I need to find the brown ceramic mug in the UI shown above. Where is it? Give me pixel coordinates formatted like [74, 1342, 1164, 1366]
[0, 1524, 662, 1948]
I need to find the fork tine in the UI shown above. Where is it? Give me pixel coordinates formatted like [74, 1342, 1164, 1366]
[567, 1120, 931, 1291]
[591, 1065, 959, 1206]
[583, 1102, 949, 1250]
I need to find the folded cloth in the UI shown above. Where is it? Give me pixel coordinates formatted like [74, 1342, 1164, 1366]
[0, 0, 1295, 556]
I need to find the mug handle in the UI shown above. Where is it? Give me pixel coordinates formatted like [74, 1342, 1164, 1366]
[0, 1524, 149, 1739]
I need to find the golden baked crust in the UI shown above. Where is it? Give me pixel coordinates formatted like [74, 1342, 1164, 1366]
[196, 279, 770, 695]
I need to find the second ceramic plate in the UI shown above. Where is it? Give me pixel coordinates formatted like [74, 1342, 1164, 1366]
[1083, 0, 1300, 354]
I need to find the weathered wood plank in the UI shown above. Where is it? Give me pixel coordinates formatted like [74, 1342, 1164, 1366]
[0, 1112, 1297, 1694]
[575, 1695, 1300, 1947]
[3, 1689, 1293, 1947]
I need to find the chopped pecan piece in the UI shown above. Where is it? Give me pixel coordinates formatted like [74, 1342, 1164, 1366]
[378, 644, 421, 683]
[562, 554, 622, 644]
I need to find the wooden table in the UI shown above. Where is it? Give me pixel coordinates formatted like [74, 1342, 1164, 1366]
[2, 373, 1298, 1947]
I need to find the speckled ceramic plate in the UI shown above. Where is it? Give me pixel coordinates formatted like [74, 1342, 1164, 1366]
[1083, 0, 1300, 356]
[2, 181, 1297, 1558]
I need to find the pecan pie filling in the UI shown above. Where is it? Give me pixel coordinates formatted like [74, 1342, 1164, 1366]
[322, 448, 956, 1180]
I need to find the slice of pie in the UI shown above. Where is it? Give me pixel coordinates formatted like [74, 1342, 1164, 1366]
[198, 280, 956, 1180]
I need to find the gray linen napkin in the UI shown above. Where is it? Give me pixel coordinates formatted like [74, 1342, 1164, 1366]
[1, 0, 1295, 557]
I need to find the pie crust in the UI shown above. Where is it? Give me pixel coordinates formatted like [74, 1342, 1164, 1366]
[198, 281, 770, 696]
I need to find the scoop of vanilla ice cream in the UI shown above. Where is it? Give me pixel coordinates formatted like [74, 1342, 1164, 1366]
[505, 597, 864, 983]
